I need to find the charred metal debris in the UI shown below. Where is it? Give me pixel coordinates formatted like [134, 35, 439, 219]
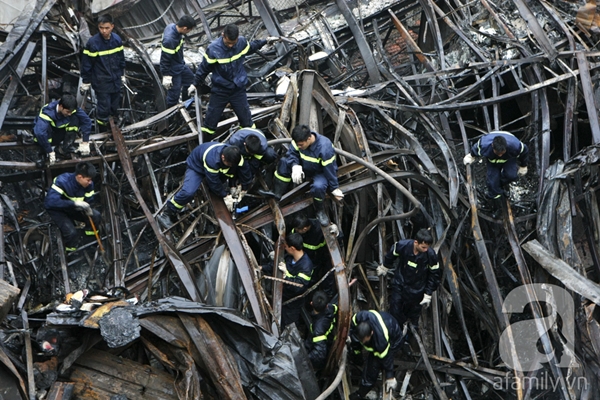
[0, 0, 599, 399]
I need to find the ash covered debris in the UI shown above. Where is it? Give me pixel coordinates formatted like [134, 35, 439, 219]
[0, 0, 599, 399]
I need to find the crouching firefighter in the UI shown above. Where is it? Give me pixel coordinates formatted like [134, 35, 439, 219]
[348, 310, 403, 399]
[157, 142, 252, 227]
[33, 94, 92, 164]
[44, 162, 101, 253]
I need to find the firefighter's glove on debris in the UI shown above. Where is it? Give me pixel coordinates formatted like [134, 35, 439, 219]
[278, 261, 287, 274]
[79, 141, 90, 156]
[463, 154, 475, 165]
[291, 165, 304, 184]
[329, 224, 339, 237]
[121, 75, 127, 84]
[230, 185, 242, 198]
[239, 190, 247, 201]
[162, 76, 173, 90]
[384, 378, 398, 393]
[377, 264, 390, 276]
[518, 166, 528, 177]
[331, 188, 344, 201]
[79, 83, 91, 94]
[187, 84, 196, 97]
[266, 36, 280, 44]
[223, 195, 236, 212]
[48, 152, 56, 165]
[420, 293, 432, 306]
[74, 201, 93, 216]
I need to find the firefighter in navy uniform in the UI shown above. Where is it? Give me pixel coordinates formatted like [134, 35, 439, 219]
[160, 15, 197, 108]
[377, 228, 442, 328]
[463, 131, 529, 199]
[348, 310, 403, 399]
[80, 14, 125, 130]
[189, 24, 279, 136]
[33, 94, 92, 164]
[262, 124, 344, 226]
[262, 233, 314, 329]
[305, 290, 337, 371]
[290, 213, 338, 297]
[226, 127, 277, 173]
[157, 143, 252, 227]
[44, 162, 101, 253]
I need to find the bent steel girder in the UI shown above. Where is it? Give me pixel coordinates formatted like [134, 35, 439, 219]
[111, 120, 203, 303]
[206, 190, 269, 331]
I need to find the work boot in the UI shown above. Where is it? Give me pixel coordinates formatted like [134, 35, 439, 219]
[258, 179, 288, 200]
[157, 207, 177, 229]
[314, 199, 330, 226]
[58, 131, 78, 155]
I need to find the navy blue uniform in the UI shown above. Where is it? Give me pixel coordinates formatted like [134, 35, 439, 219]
[160, 23, 194, 107]
[350, 310, 402, 392]
[383, 239, 441, 326]
[81, 31, 125, 123]
[33, 101, 92, 154]
[470, 131, 529, 198]
[226, 127, 277, 172]
[167, 142, 252, 212]
[305, 303, 337, 370]
[193, 36, 266, 135]
[280, 252, 314, 329]
[44, 172, 100, 251]
[275, 131, 338, 201]
[292, 218, 335, 295]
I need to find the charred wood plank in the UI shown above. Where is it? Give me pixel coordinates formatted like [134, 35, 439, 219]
[0, 42, 36, 129]
[576, 52, 600, 143]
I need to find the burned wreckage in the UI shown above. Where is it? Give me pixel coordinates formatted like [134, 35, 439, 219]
[0, 0, 600, 398]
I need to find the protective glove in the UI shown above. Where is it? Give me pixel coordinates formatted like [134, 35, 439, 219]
[79, 141, 90, 156]
[162, 76, 173, 90]
[291, 165, 304, 184]
[73, 200, 93, 216]
[79, 82, 91, 94]
[329, 224, 339, 237]
[223, 194, 236, 212]
[268, 250, 275, 260]
[331, 188, 344, 201]
[266, 36, 280, 44]
[187, 84, 196, 97]
[518, 166, 528, 176]
[239, 190, 247, 201]
[230, 185, 241, 197]
[377, 264, 390, 276]
[277, 261, 287, 274]
[420, 293, 432, 306]
[121, 75, 127, 84]
[463, 154, 475, 165]
[384, 377, 397, 393]
[47, 151, 56, 165]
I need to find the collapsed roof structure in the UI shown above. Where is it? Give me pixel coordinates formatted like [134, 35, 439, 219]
[0, 0, 599, 399]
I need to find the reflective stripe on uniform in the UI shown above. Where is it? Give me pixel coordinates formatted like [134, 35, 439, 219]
[83, 46, 124, 57]
[353, 311, 390, 358]
[304, 241, 326, 251]
[161, 36, 184, 55]
[51, 177, 95, 201]
[201, 126, 215, 134]
[39, 107, 69, 129]
[429, 263, 440, 270]
[407, 261, 418, 268]
[285, 269, 311, 281]
[292, 141, 336, 166]
[275, 170, 291, 183]
[202, 144, 234, 177]
[489, 158, 507, 164]
[205, 43, 250, 64]
[170, 197, 184, 209]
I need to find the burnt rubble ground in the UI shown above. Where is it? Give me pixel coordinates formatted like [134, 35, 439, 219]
[0, 0, 599, 399]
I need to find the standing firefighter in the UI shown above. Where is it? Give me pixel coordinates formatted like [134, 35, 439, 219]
[160, 15, 197, 108]
[80, 14, 125, 129]
[463, 131, 529, 199]
[157, 142, 252, 227]
[189, 24, 279, 136]
[377, 228, 442, 328]
[348, 310, 403, 399]
[44, 162, 101, 253]
[305, 290, 337, 371]
[33, 94, 92, 164]
[261, 124, 343, 226]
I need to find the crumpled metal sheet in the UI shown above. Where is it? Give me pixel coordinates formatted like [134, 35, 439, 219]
[136, 297, 319, 400]
[99, 307, 140, 348]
